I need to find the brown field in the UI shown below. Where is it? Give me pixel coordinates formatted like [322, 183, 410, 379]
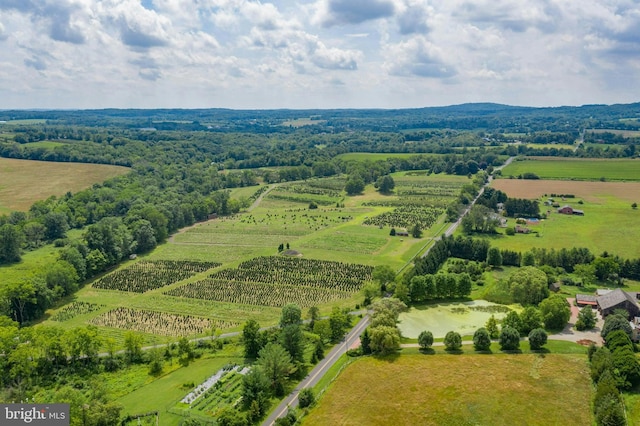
[303, 354, 592, 426]
[491, 179, 640, 203]
[0, 158, 130, 213]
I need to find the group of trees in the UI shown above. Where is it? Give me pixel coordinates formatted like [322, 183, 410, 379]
[402, 273, 473, 303]
[361, 298, 407, 356]
[239, 303, 349, 424]
[589, 313, 640, 425]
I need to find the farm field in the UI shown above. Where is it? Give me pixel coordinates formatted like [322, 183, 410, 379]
[336, 152, 439, 161]
[500, 157, 640, 181]
[303, 354, 593, 426]
[0, 157, 130, 214]
[488, 180, 640, 257]
[39, 171, 468, 346]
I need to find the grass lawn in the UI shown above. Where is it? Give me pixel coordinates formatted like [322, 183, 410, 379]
[303, 353, 593, 426]
[0, 157, 130, 214]
[499, 157, 640, 181]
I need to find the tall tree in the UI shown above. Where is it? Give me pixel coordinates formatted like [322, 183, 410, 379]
[243, 319, 263, 359]
[280, 304, 302, 328]
[0, 224, 23, 264]
[256, 343, 294, 397]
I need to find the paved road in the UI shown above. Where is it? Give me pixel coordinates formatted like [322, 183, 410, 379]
[261, 314, 370, 426]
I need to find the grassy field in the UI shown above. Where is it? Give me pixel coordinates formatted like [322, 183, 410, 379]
[487, 180, 640, 257]
[0, 157, 130, 214]
[588, 128, 640, 138]
[500, 157, 640, 181]
[116, 347, 245, 426]
[22, 141, 67, 149]
[303, 353, 593, 426]
[336, 152, 439, 161]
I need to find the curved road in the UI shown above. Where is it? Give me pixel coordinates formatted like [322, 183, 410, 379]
[262, 315, 370, 426]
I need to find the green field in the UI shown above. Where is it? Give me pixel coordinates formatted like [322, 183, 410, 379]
[500, 157, 640, 181]
[336, 152, 439, 161]
[303, 354, 593, 426]
[22, 141, 66, 149]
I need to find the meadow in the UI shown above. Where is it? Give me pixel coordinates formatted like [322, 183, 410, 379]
[488, 180, 640, 257]
[499, 157, 640, 181]
[0, 157, 130, 214]
[335, 152, 439, 161]
[303, 354, 593, 426]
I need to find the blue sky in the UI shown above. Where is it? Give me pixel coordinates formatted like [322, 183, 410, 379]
[1, 0, 639, 109]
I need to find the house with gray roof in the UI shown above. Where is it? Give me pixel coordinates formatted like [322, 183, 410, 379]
[596, 289, 640, 318]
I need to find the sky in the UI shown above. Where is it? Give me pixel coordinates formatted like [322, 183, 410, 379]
[0, 0, 639, 110]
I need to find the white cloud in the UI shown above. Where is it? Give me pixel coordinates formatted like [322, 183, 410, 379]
[0, 0, 640, 108]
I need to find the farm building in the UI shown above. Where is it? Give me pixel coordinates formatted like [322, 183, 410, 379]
[596, 289, 640, 318]
[395, 230, 409, 237]
[549, 282, 561, 292]
[575, 294, 597, 307]
[515, 225, 530, 234]
[557, 205, 584, 215]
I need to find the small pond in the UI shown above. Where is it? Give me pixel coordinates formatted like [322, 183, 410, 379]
[398, 300, 516, 339]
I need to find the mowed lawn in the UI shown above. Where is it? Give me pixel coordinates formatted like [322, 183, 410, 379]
[0, 157, 130, 214]
[500, 157, 640, 181]
[303, 354, 593, 426]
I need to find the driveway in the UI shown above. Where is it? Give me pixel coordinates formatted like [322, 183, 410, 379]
[547, 298, 603, 345]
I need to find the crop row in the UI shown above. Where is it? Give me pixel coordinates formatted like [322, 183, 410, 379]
[267, 192, 337, 205]
[281, 184, 342, 198]
[208, 268, 363, 292]
[238, 256, 373, 282]
[165, 280, 353, 307]
[363, 206, 444, 229]
[51, 301, 105, 322]
[92, 260, 221, 293]
[89, 307, 237, 337]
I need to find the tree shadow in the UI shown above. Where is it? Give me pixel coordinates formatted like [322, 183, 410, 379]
[444, 348, 464, 355]
[500, 349, 523, 354]
[530, 348, 550, 354]
[418, 348, 435, 355]
[374, 352, 402, 363]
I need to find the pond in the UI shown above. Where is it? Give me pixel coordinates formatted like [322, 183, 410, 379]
[398, 300, 517, 339]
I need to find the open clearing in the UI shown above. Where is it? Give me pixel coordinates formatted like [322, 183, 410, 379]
[0, 157, 130, 214]
[500, 157, 640, 181]
[491, 179, 640, 203]
[303, 354, 592, 426]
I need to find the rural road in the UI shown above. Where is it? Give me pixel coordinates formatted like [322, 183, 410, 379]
[262, 314, 371, 426]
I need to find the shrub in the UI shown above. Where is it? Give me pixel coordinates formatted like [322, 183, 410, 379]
[418, 331, 434, 350]
[444, 331, 462, 352]
[473, 328, 491, 351]
[528, 328, 548, 350]
[298, 388, 315, 408]
[499, 326, 520, 351]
